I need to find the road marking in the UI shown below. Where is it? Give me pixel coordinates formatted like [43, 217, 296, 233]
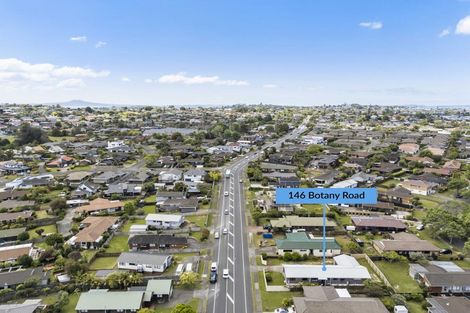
[228, 231, 234, 237]
[227, 293, 234, 304]
[228, 257, 234, 264]
[228, 243, 234, 249]
[229, 212, 234, 217]
[228, 275, 234, 282]
[228, 221, 234, 226]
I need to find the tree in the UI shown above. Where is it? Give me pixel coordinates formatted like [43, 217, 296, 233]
[173, 182, 187, 192]
[281, 297, 293, 308]
[45, 233, 64, 246]
[50, 198, 67, 214]
[17, 231, 30, 241]
[124, 201, 137, 215]
[448, 178, 469, 194]
[64, 259, 87, 276]
[17, 254, 33, 267]
[208, 171, 221, 182]
[35, 228, 45, 236]
[137, 309, 155, 313]
[15, 124, 49, 145]
[463, 240, 470, 256]
[171, 304, 196, 313]
[179, 272, 200, 288]
[200, 228, 210, 241]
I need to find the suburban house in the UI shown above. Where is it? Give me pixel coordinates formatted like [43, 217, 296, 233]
[140, 279, 174, 303]
[158, 169, 183, 183]
[301, 135, 326, 145]
[0, 299, 45, 313]
[373, 233, 440, 256]
[260, 162, 297, 173]
[276, 232, 341, 257]
[0, 243, 33, 263]
[74, 198, 124, 215]
[183, 169, 206, 182]
[104, 183, 142, 197]
[292, 286, 388, 313]
[409, 261, 470, 295]
[75, 182, 100, 198]
[128, 234, 188, 250]
[313, 170, 339, 186]
[117, 252, 172, 273]
[426, 297, 470, 313]
[0, 266, 49, 289]
[155, 191, 185, 205]
[277, 176, 301, 188]
[0, 211, 33, 224]
[0, 227, 26, 243]
[145, 214, 184, 229]
[0, 161, 31, 175]
[46, 155, 74, 168]
[159, 198, 198, 213]
[268, 153, 294, 165]
[5, 174, 54, 189]
[398, 143, 420, 154]
[379, 187, 413, 208]
[283, 254, 371, 287]
[351, 217, 407, 232]
[66, 171, 94, 187]
[92, 171, 126, 185]
[75, 289, 145, 313]
[68, 216, 118, 249]
[400, 179, 437, 195]
[331, 179, 358, 189]
[270, 215, 337, 232]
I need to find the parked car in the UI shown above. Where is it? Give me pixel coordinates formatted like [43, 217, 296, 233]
[440, 249, 452, 255]
[214, 231, 220, 239]
[210, 271, 218, 283]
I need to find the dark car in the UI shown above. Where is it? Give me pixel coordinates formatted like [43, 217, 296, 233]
[210, 271, 218, 284]
[440, 249, 452, 255]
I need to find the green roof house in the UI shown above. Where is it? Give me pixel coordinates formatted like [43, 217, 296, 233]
[276, 232, 341, 257]
[75, 290, 144, 313]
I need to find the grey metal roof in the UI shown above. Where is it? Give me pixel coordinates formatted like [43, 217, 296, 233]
[117, 252, 171, 266]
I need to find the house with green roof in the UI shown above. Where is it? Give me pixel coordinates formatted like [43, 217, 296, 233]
[75, 290, 144, 313]
[276, 232, 341, 257]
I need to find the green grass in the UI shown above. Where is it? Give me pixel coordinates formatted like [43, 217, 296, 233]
[89, 257, 117, 270]
[417, 197, 441, 209]
[190, 231, 204, 241]
[144, 194, 156, 203]
[81, 250, 97, 263]
[407, 300, 426, 313]
[63, 293, 80, 313]
[454, 258, 470, 269]
[157, 298, 199, 313]
[105, 235, 129, 252]
[142, 205, 155, 214]
[121, 219, 145, 232]
[417, 229, 451, 250]
[28, 224, 57, 238]
[186, 215, 207, 228]
[302, 204, 322, 215]
[40, 293, 58, 305]
[266, 271, 285, 285]
[258, 271, 302, 311]
[378, 179, 400, 189]
[374, 261, 422, 293]
[36, 210, 54, 219]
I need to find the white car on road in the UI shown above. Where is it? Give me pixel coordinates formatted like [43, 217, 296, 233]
[222, 268, 229, 279]
[214, 231, 220, 239]
[222, 227, 228, 234]
[224, 191, 229, 196]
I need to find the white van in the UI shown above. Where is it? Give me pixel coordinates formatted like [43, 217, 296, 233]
[185, 263, 193, 272]
[211, 262, 217, 272]
[175, 264, 185, 276]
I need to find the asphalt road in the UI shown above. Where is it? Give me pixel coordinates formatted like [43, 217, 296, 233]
[206, 120, 308, 313]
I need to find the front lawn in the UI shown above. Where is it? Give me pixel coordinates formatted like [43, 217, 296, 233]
[265, 271, 285, 285]
[28, 224, 57, 238]
[374, 261, 422, 293]
[89, 257, 117, 270]
[258, 271, 302, 311]
[157, 298, 199, 313]
[142, 205, 155, 214]
[35, 210, 54, 219]
[186, 215, 207, 228]
[121, 219, 145, 232]
[105, 235, 129, 252]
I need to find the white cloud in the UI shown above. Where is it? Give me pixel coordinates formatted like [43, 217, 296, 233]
[95, 41, 107, 48]
[456, 15, 470, 35]
[70, 36, 87, 42]
[56, 78, 85, 88]
[359, 21, 383, 30]
[121, 76, 131, 82]
[263, 84, 278, 89]
[158, 72, 248, 86]
[438, 28, 450, 38]
[0, 58, 109, 89]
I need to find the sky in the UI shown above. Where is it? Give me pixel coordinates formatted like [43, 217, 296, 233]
[1, 0, 470, 106]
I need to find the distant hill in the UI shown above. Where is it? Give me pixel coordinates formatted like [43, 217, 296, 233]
[42, 99, 129, 108]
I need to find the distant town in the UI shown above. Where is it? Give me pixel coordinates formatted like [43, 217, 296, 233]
[0, 103, 469, 313]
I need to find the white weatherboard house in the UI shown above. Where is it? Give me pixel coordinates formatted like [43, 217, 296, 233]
[145, 214, 184, 229]
[283, 254, 370, 287]
[118, 252, 172, 273]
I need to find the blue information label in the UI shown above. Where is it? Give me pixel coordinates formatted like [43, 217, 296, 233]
[276, 188, 378, 204]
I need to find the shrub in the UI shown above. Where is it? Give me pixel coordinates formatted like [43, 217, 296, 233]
[265, 272, 272, 282]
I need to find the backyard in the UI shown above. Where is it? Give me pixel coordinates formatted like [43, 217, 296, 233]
[257, 271, 302, 311]
[105, 235, 129, 253]
[374, 260, 422, 293]
[89, 257, 117, 270]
